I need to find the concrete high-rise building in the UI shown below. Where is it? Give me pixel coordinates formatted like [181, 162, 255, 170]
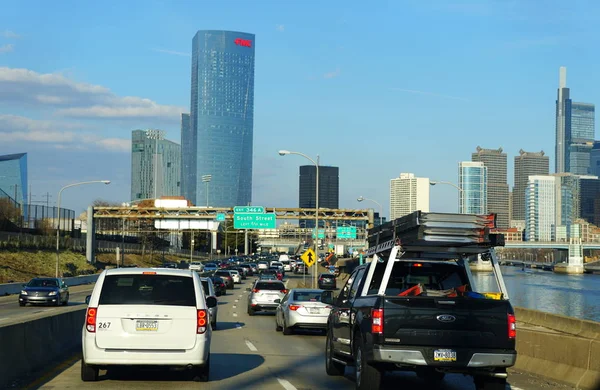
[182, 30, 255, 208]
[472, 146, 509, 228]
[131, 130, 181, 201]
[512, 150, 550, 224]
[555, 66, 570, 174]
[591, 141, 600, 177]
[459, 162, 487, 214]
[569, 102, 595, 175]
[389, 173, 430, 220]
[0, 153, 27, 206]
[299, 165, 339, 228]
[525, 175, 556, 242]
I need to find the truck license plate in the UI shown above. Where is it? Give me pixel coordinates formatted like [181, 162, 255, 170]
[136, 320, 158, 332]
[434, 349, 456, 362]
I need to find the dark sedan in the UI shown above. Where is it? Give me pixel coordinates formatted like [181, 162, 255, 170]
[19, 277, 69, 306]
[317, 273, 336, 290]
[210, 276, 227, 296]
[214, 270, 234, 289]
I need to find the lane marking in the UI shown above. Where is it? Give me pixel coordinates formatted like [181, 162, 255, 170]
[245, 340, 258, 352]
[238, 295, 242, 297]
[235, 299, 239, 302]
[233, 313, 238, 317]
[277, 378, 298, 390]
[233, 305, 237, 309]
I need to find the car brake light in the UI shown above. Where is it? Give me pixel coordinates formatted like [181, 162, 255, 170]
[289, 304, 301, 311]
[197, 309, 208, 334]
[281, 289, 288, 293]
[86, 307, 97, 332]
[371, 308, 384, 334]
[508, 313, 516, 339]
[412, 263, 423, 267]
[252, 289, 260, 293]
[143, 271, 157, 274]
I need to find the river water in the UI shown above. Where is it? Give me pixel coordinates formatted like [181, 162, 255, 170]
[471, 265, 600, 323]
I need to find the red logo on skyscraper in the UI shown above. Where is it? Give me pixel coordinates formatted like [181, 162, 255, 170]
[234, 38, 252, 48]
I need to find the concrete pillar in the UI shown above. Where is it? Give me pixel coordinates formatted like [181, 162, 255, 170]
[86, 205, 96, 264]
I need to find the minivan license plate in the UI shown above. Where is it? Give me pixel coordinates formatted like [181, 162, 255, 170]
[136, 320, 158, 332]
[434, 349, 456, 362]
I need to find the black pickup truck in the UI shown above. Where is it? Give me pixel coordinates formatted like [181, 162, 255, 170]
[322, 252, 516, 389]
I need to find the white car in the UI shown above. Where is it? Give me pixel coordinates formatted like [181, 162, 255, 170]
[275, 288, 331, 335]
[81, 268, 215, 382]
[281, 260, 292, 272]
[257, 261, 269, 271]
[228, 270, 242, 284]
[189, 262, 204, 272]
[270, 261, 284, 271]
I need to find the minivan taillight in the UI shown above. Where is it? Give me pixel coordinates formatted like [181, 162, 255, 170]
[86, 307, 97, 333]
[281, 289, 288, 294]
[371, 308, 384, 334]
[508, 313, 516, 339]
[197, 309, 208, 334]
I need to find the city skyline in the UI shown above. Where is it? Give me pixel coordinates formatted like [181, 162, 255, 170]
[1, 2, 600, 215]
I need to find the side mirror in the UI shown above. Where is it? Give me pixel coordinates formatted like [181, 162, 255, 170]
[85, 295, 91, 305]
[321, 290, 334, 305]
[206, 296, 217, 308]
[274, 299, 281, 304]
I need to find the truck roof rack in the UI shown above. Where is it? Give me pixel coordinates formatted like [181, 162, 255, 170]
[366, 211, 504, 257]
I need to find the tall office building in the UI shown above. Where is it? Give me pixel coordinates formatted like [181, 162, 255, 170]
[182, 30, 255, 207]
[569, 102, 595, 175]
[525, 175, 556, 242]
[299, 165, 339, 228]
[591, 141, 600, 177]
[180, 113, 193, 201]
[459, 161, 487, 214]
[472, 146, 509, 228]
[131, 130, 181, 201]
[0, 153, 27, 205]
[512, 150, 549, 224]
[579, 177, 600, 227]
[389, 173, 429, 220]
[555, 67, 570, 174]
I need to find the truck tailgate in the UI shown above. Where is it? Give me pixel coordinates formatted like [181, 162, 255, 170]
[383, 297, 513, 350]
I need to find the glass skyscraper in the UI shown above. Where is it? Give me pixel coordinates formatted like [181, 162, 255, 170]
[183, 30, 255, 207]
[0, 153, 27, 205]
[299, 165, 339, 228]
[568, 102, 595, 175]
[591, 141, 600, 177]
[131, 130, 181, 201]
[459, 162, 487, 214]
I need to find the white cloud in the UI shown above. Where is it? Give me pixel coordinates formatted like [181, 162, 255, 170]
[275, 24, 285, 32]
[323, 68, 341, 79]
[0, 44, 14, 54]
[152, 48, 191, 57]
[0, 67, 185, 120]
[389, 87, 470, 102]
[0, 114, 129, 152]
[1, 30, 20, 39]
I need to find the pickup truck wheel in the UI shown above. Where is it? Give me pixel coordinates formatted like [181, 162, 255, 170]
[354, 336, 382, 390]
[325, 329, 345, 376]
[474, 376, 506, 390]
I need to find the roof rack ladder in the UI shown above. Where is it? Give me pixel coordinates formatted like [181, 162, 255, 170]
[377, 245, 402, 296]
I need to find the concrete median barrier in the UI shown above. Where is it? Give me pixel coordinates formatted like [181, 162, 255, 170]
[0, 274, 99, 296]
[0, 306, 86, 388]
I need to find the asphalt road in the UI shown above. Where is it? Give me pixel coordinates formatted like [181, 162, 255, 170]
[0, 284, 94, 324]
[12, 273, 572, 390]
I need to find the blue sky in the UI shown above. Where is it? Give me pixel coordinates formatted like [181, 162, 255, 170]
[1, 0, 599, 216]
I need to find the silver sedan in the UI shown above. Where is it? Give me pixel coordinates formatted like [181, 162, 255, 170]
[275, 288, 332, 335]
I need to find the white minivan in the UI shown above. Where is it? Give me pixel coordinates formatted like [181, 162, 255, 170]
[81, 268, 215, 382]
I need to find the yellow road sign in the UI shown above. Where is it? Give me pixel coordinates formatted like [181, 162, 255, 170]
[301, 248, 317, 267]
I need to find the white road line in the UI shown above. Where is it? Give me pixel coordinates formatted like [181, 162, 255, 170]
[277, 378, 298, 390]
[245, 340, 258, 352]
[235, 299, 239, 302]
[233, 305, 237, 309]
[233, 313, 238, 317]
[238, 295, 242, 298]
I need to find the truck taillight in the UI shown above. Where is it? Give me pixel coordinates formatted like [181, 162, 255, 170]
[197, 309, 208, 334]
[86, 307, 97, 333]
[508, 313, 516, 339]
[371, 308, 384, 334]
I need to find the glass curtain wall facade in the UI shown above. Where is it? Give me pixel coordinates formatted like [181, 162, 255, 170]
[555, 67, 570, 174]
[131, 130, 181, 201]
[580, 177, 600, 227]
[591, 141, 600, 177]
[568, 102, 595, 175]
[0, 153, 27, 206]
[459, 162, 487, 214]
[525, 176, 556, 242]
[299, 165, 339, 228]
[183, 30, 255, 207]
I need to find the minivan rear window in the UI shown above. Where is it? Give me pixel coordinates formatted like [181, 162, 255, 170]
[99, 274, 196, 306]
[255, 282, 285, 290]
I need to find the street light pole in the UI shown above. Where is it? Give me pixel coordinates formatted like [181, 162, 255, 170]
[279, 150, 319, 289]
[357, 196, 384, 225]
[56, 180, 111, 278]
[430, 180, 464, 213]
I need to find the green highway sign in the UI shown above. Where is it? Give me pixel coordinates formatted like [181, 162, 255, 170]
[337, 226, 357, 239]
[233, 213, 276, 229]
[216, 213, 226, 222]
[234, 206, 265, 214]
[312, 229, 326, 239]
